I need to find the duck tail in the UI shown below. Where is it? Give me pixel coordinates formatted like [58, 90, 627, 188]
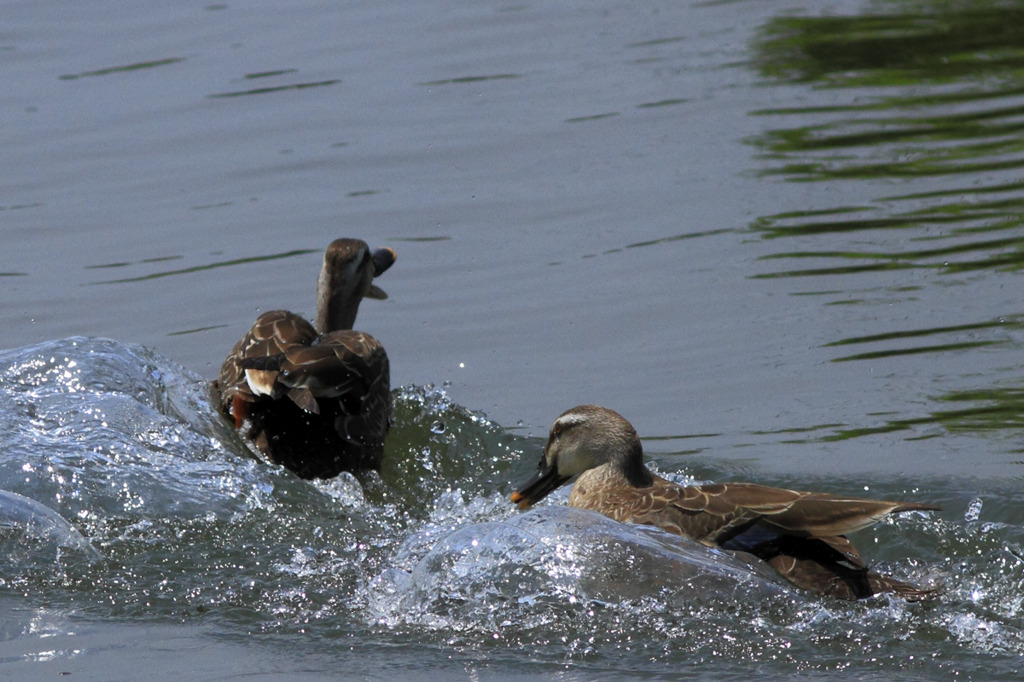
[865, 571, 940, 602]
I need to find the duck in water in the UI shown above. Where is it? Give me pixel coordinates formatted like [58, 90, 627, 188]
[511, 405, 939, 600]
[215, 238, 396, 479]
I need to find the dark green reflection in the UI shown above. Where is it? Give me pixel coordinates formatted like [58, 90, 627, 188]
[244, 69, 298, 80]
[821, 386, 1024, 442]
[168, 324, 229, 336]
[755, 385, 1024, 443]
[755, 6, 1024, 87]
[88, 249, 317, 285]
[749, 1, 1024, 277]
[208, 80, 338, 98]
[829, 317, 1022, 346]
[753, 223, 1024, 277]
[418, 74, 520, 86]
[824, 316, 1024, 361]
[59, 58, 185, 81]
[746, 2, 1024, 450]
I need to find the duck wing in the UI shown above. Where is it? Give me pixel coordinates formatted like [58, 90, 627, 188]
[245, 330, 388, 415]
[216, 310, 317, 421]
[614, 480, 939, 600]
[636, 481, 938, 542]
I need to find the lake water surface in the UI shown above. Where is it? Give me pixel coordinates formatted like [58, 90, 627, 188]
[3, 0, 1024, 679]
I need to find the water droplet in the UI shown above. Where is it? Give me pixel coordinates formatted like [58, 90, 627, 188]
[965, 497, 983, 522]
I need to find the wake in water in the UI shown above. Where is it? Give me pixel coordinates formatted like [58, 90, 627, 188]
[1, 337, 1022, 676]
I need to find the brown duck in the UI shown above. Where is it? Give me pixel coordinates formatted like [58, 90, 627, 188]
[215, 238, 396, 479]
[511, 405, 939, 600]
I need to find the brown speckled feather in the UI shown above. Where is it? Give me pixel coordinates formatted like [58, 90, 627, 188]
[217, 310, 319, 413]
[513, 405, 940, 601]
[571, 476, 936, 547]
[214, 239, 395, 479]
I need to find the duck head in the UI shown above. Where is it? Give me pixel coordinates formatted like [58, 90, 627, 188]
[510, 405, 649, 509]
[315, 238, 396, 333]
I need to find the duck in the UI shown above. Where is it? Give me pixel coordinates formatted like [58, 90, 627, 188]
[214, 238, 396, 479]
[511, 405, 940, 600]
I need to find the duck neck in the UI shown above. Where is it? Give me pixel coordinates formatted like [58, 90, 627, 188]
[315, 296, 359, 333]
[620, 439, 654, 488]
[315, 268, 360, 333]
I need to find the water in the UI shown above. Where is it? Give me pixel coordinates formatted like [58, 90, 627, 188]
[0, 337, 1021, 680]
[2, 0, 1024, 678]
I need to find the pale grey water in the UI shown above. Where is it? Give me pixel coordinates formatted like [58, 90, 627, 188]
[2, 0, 1024, 679]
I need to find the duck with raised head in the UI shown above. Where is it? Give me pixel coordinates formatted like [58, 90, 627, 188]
[215, 238, 396, 479]
[511, 405, 940, 601]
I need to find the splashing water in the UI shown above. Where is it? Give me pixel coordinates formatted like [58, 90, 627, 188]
[0, 337, 1021, 677]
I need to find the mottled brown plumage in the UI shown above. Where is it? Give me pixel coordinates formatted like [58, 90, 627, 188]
[214, 238, 396, 479]
[511, 405, 940, 600]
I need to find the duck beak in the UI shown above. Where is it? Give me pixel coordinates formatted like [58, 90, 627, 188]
[366, 248, 396, 300]
[372, 247, 397, 277]
[510, 460, 571, 510]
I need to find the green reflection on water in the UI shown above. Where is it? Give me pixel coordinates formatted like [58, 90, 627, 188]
[89, 249, 317, 285]
[417, 74, 520, 86]
[756, 385, 1024, 443]
[821, 386, 1024, 442]
[824, 315, 1024, 361]
[746, 2, 1024, 446]
[828, 317, 1022, 346]
[748, 1, 1024, 277]
[59, 58, 185, 81]
[168, 324, 229, 336]
[208, 80, 339, 99]
[754, 5, 1024, 87]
